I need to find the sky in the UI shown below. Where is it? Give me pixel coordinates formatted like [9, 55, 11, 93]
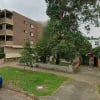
[80, 25, 100, 38]
[0, 0, 49, 21]
[0, 0, 100, 37]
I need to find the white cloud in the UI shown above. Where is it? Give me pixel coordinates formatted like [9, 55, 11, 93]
[0, 0, 49, 21]
[0, 0, 99, 37]
[80, 25, 100, 38]
[89, 27, 100, 38]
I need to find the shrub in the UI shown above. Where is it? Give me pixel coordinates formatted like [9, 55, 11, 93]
[0, 53, 5, 59]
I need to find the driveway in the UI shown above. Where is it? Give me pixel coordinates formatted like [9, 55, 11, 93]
[0, 88, 33, 100]
[40, 80, 99, 100]
[39, 66, 100, 100]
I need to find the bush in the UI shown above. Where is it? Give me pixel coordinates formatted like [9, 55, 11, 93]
[0, 53, 5, 59]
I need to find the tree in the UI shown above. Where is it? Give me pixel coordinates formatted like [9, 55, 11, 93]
[45, 0, 100, 31]
[73, 32, 92, 55]
[44, 0, 98, 63]
[52, 40, 76, 62]
[19, 39, 33, 67]
[93, 46, 100, 58]
[35, 20, 60, 63]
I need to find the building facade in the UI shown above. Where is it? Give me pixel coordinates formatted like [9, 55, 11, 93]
[88, 38, 100, 48]
[0, 9, 42, 61]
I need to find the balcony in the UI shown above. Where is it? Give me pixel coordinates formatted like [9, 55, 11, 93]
[6, 30, 13, 35]
[0, 29, 13, 36]
[0, 18, 13, 25]
[0, 41, 13, 46]
[0, 41, 5, 45]
[6, 41, 13, 45]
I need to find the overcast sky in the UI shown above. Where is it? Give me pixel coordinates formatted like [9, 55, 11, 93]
[0, 0, 49, 21]
[0, 0, 100, 37]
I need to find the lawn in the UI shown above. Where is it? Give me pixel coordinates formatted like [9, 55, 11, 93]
[0, 67, 69, 96]
[98, 85, 100, 94]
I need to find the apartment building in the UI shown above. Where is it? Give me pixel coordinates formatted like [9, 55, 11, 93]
[0, 9, 42, 61]
[88, 38, 100, 48]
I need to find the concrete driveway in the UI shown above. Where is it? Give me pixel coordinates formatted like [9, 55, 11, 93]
[0, 88, 33, 100]
[40, 80, 99, 100]
[39, 66, 100, 100]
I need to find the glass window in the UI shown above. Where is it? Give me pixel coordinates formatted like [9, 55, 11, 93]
[95, 41, 99, 45]
[30, 32, 34, 36]
[24, 20, 28, 25]
[24, 30, 28, 33]
[30, 24, 34, 28]
[30, 41, 33, 44]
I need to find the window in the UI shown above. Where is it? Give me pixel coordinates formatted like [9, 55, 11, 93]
[30, 41, 33, 45]
[24, 20, 28, 25]
[30, 32, 34, 36]
[95, 41, 99, 45]
[30, 24, 34, 28]
[24, 30, 28, 33]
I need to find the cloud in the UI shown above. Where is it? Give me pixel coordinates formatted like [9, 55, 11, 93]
[0, 0, 49, 21]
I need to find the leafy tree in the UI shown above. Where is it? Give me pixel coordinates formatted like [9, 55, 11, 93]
[45, 0, 100, 31]
[19, 39, 33, 67]
[44, 0, 98, 63]
[93, 46, 100, 58]
[35, 20, 60, 63]
[73, 32, 92, 55]
[52, 40, 76, 62]
[35, 0, 98, 64]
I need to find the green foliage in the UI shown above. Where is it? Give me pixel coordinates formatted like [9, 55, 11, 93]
[0, 47, 5, 59]
[73, 32, 92, 55]
[99, 85, 100, 94]
[93, 46, 100, 58]
[35, 20, 60, 63]
[35, 0, 97, 63]
[79, 39, 92, 55]
[45, 0, 100, 30]
[0, 53, 5, 59]
[19, 39, 34, 67]
[0, 67, 69, 96]
[52, 40, 76, 61]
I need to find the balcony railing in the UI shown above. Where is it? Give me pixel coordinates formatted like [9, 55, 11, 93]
[0, 41, 13, 45]
[6, 41, 13, 45]
[0, 18, 13, 25]
[0, 29, 13, 36]
[0, 41, 5, 45]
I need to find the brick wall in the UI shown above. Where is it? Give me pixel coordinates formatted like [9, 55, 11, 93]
[12, 11, 42, 46]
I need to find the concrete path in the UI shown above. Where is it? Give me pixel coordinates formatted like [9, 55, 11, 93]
[39, 65, 100, 100]
[0, 88, 33, 100]
[40, 80, 99, 100]
[0, 62, 100, 100]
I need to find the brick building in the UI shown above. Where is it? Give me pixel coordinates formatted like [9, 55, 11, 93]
[0, 9, 42, 61]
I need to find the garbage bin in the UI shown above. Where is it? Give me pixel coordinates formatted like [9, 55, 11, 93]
[0, 76, 3, 88]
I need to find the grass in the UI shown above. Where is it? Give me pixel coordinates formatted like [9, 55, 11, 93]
[0, 67, 69, 96]
[98, 85, 100, 94]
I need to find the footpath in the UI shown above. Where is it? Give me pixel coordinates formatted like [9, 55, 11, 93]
[0, 62, 100, 100]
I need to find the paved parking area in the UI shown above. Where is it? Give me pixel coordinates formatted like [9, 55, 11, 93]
[0, 88, 33, 100]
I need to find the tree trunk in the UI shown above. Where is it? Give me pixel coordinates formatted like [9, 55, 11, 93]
[56, 52, 60, 64]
